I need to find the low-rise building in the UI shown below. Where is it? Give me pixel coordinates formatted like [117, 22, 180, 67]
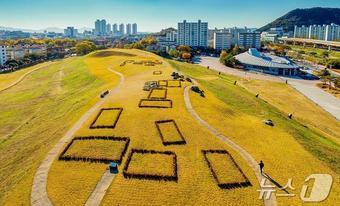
[213, 32, 232, 50]
[234, 48, 299, 76]
[6, 45, 47, 60]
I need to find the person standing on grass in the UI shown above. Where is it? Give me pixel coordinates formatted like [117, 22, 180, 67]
[259, 160, 264, 174]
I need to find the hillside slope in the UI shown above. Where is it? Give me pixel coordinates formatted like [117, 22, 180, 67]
[258, 7, 340, 32]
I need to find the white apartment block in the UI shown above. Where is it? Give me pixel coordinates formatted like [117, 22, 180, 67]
[165, 31, 177, 42]
[238, 32, 261, 49]
[177, 20, 208, 47]
[126, 24, 132, 35]
[325, 23, 340, 41]
[213, 32, 232, 50]
[0, 45, 7, 66]
[294, 23, 340, 41]
[119, 24, 125, 35]
[132, 23, 137, 35]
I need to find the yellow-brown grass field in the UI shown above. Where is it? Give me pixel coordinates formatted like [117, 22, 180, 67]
[0, 48, 339, 206]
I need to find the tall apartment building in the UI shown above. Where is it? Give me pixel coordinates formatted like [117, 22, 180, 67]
[126, 23, 132, 35]
[213, 32, 232, 50]
[64, 27, 77, 38]
[309, 24, 327, 40]
[293, 25, 309, 38]
[132, 23, 137, 35]
[325, 23, 340, 41]
[106, 23, 112, 34]
[238, 32, 261, 49]
[0, 45, 7, 66]
[119, 23, 125, 35]
[112, 24, 118, 34]
[294, 23, 340, 41]
[94, 19, 107, 36]
[226, 27, 250, 45]
[177, 20, 208, 47]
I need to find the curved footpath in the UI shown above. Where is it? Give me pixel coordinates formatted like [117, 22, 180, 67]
[183, 84, 277, 206]
[31, 68, 124, 206]
[0, 63, 51, 93]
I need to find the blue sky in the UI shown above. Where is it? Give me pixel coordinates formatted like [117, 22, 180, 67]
[0, 0, 339, 31]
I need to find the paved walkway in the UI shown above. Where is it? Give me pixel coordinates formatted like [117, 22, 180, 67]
[31, 68, 124, 206]
[287, 79, 340, 120]
[0, 63, 52, 93]
[183, 85, 277, 206]
[85, 170, 116, 206]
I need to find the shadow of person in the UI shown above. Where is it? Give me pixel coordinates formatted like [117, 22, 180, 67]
[262, 172, 289, 194]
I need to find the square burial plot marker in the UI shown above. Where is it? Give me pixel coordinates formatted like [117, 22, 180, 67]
[155, 120, 186, 146]
[59, 136, 130, 164]
[202, 150, 252, 189]
[89, 108, 123, 129]
[158, 80, 182, 87]
[148, 88, 167, 99]
[123, 149, 178, 182]
[138, 99, 172, 108]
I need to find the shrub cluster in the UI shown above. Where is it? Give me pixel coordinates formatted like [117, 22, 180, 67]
[59, 136, 130, 164]
[89, 108, 123, 129]
[202, 150, 252, 189]
[138, 99, 173, 108]
[147, 88, 168, 100]
[123, 149, 178, 182]
[155, 120, 186, 146]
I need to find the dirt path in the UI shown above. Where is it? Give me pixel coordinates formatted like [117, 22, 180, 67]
[30, 68, 124, 206]
[183, 84, 277, 206]
[0, 63, 51, 93]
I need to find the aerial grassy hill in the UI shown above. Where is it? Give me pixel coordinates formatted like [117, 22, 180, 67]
[0, 49, 339, 205]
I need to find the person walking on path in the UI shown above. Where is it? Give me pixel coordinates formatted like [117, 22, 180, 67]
[259, 160, 264, 174]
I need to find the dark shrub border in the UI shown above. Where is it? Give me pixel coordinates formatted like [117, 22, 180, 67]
[89, 108, 123, 129]
[59, 136, 130, 164]
[158, 80, 182, 88]
[202, 150, 252, 189]
[147, 88, 168, 99]
[155, 120, 186, 146]
[123, 149, 178, 182]
[138, 99, 172, 108]
[153, 71, 162, 75]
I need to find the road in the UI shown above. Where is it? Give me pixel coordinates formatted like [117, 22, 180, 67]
[195, 56, 340, 120]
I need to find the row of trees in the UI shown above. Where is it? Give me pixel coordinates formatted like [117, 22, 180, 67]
[168, 45, 192, 61]
[0, 38, 77, 47]
[122, 37, 157, 50]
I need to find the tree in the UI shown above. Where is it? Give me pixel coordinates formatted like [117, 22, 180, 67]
[334, 77, 340, 88]
[168, 49, 180, 58]
[181, 52, 191, 59]
[177, 45, 191, 53]
[327, 59, 340, 69]
[322, 51, 329, 58]
[75, 41, 96, 55]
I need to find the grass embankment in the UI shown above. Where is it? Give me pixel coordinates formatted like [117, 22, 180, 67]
[47, 49, 261, 206]
[286, 45, 340, 65]
[0, 61, 54, 91]
[169, 60, 339, 205]
[0, 55, 119, 205]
